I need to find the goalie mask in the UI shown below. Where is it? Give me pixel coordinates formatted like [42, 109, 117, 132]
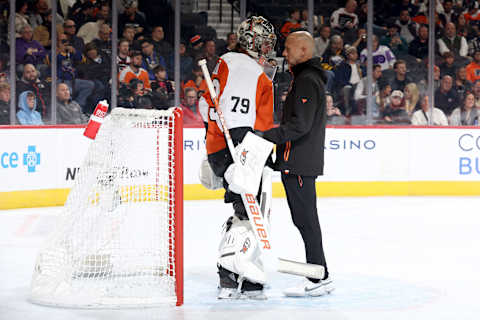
[237, 16, 277, 59]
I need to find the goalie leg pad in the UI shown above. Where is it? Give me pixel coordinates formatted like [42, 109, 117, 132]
[198, 156, 223, 190]
[217, 216, 267, 287]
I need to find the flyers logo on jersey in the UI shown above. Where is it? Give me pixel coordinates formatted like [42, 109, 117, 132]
[240, 149, 248, 165]
[301, 98, 308, 104]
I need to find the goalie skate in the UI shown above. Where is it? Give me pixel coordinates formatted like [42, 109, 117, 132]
[217, 287, 267, 300]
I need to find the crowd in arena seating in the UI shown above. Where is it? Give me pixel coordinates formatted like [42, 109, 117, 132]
[0, 0, 479, 126]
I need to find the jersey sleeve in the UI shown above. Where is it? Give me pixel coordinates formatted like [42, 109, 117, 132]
[254, 72, 274, 131]
[212, 58, 229, 97]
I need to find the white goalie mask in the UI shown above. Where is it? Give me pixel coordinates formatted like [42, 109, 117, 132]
[237, 16, 277, 59]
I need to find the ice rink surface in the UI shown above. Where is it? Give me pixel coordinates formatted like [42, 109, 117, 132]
[1, 196, 480, 320]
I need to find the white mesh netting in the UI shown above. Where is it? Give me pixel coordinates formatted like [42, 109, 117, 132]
[30, 107, 183, 308]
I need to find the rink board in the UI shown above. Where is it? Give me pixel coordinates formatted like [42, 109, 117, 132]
[1, 126, 480, 209]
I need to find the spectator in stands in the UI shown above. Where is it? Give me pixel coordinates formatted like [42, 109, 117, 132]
[449, 92, 479, 125]
[350, 28, 367, 53]
[354, 64, 382, 115]
[181, 87, 203, 125]
[404, 82, 420, 116]
[437, 22, 468, 58]
[188, 35, 205, 61]
[411, 94, 448, 125]
[150, 26, 172, 59]
[473, 80, 480, 108]
[119, 50, 151, 90]
[97, 3, 111, 23]
[396, 9, 418, 44]
[439, 0, 457, 26]
[122, 25, 138, 50]
[70, 1, 95, 30]
[77, 15, 107, 45]
[376, 79, 392, 116]
[380, 20, 409, 58]
[218, 32, 238, 56]
[80, 42, 111, 106]
[166, 40, 193, 82]
[456, 13, 475, 41]
[91, 24, 112, 57]
[408, 24, 429, 61]
[455, 66, 472, 97]
[0, 82, 10, 125]
[63, 20, 85, 55]
[140, 39, 167, 80]
[382, 90, 410, 124]
[326, 93, 346, 124]
[314, 25, 331, 57]
[16, 25, 47, 66]
[32, 9, 53, 50]
[468, 28, 480, 56]
[462, 3, 480, 25]
[334, 46, 362, 116]
[0, 54, 10, 84]
[56, 83, 88, 124]
[119, 0, 148, 37]
[435, 75, 459, 116]
[30, 0, 50, 27]
[322, 35, 345, 69]
[183, 65, 207, 97]
[439, 51, 457, 79]
[300, 8, 318, 31]
[151, 65, 174, 108]
[360, 35, 396, 71]
[466, 49, 480, 82]
[15, 0, 30, 38]
[330, 0, 359, 33]
[391, 0, 418, 18]
[390, 60, 412, 91]
[16, 91, 44, 125]
[54, 33, 94, 113]
[433, 65, 441, 91]
[199, 39, 219, 75]
[181, 86, 198, 113]
[118, 79, 139, 109]
[16, 63, 50, 119]
[117, 38, 131, 73]
[280, 8, 302, 39]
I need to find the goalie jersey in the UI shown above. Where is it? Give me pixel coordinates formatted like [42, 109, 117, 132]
[205, 52, 274, 156]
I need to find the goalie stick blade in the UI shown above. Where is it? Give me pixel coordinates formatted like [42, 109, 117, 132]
[277, 258, 325, 280]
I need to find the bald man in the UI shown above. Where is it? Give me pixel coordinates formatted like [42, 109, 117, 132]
[259, 31, 333, 297]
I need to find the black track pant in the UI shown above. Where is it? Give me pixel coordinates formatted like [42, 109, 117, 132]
[281, 173, 328, 281]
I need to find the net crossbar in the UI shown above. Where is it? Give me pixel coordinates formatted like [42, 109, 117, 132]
[30, 107, 183, 308]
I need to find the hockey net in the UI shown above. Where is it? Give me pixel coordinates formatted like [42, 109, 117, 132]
[30, 107, 183, 307]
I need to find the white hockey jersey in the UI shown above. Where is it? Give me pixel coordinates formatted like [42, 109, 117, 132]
[205, 52, 274, 155]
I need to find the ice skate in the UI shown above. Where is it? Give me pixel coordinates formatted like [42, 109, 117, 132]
[217, 287, 244, 300]
[283, 277, 334, 297]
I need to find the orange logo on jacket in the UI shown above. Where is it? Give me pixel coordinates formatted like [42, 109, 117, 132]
[301, 98, 307, 104]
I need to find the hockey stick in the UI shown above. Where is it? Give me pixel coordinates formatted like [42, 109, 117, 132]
[198, 59, 324, 280]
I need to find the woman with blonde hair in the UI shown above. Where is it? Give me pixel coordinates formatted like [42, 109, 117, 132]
[404, 82, 419, 115]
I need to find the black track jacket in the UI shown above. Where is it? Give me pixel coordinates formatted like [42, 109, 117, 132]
[262, 57, 327, 176]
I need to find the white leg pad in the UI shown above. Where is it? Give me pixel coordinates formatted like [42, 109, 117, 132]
[218, 216, 267, 285]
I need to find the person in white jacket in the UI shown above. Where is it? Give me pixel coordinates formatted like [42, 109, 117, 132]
[411, 94, 449, 126]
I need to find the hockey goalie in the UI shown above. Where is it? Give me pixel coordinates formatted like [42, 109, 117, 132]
[200, 16, 277, 299]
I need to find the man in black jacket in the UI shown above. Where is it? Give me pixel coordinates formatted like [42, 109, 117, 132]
[259, 31, 333, 297]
